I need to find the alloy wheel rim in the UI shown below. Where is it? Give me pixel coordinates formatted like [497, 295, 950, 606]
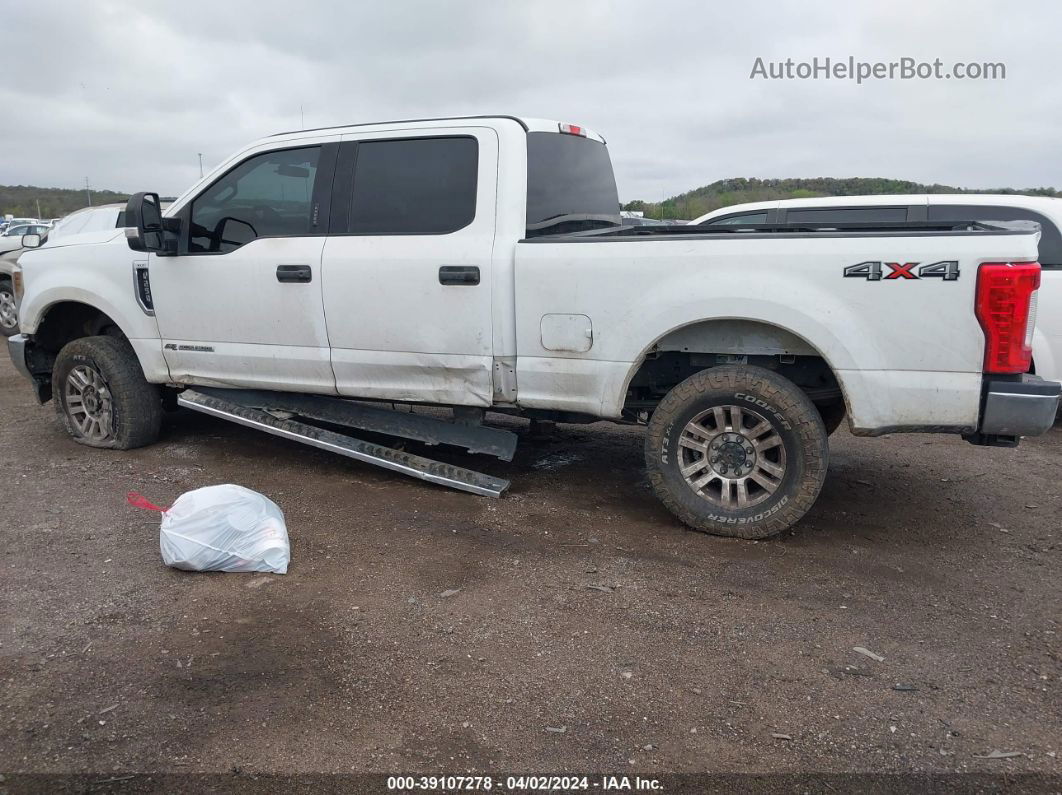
[65, 364, 114, 441]
[677, 404, 787, 509]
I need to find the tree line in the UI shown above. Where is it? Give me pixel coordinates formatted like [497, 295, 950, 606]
[0, 185, 132, 219]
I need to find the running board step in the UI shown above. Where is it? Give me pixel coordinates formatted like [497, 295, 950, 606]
[193, 387, 518, 461]
[177, 390, 510, 498]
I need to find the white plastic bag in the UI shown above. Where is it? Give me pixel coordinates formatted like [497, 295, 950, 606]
[155, 485, 290, 573]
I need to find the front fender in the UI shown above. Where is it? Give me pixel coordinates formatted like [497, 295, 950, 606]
[16, 241, 169, 383]
[20, 284, 154, 340]
[17, 239, 158, 341]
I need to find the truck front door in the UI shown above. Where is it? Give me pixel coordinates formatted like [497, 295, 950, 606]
[150, 140, 339, 393]
[320, 128, 498, 406]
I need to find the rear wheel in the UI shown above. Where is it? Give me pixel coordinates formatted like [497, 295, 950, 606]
[0, 279, 19, 337]
[53, 336, 162, 449]
[645, 365, 828, 539]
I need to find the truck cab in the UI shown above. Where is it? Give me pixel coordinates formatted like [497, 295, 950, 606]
[30, 117, 618, 406]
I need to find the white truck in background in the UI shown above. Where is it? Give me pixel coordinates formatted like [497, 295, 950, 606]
[8, 115, 1061, 538]
[691, 193, 1062, 386]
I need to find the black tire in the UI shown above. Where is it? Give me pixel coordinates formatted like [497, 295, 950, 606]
[0, 278, 19, 337]
[645, 365, 828, 539]
[818, 400, 847, 436]
[53, 336, 162, 449]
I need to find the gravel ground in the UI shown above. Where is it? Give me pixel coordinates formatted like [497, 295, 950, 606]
[0, 354, 1058, 786]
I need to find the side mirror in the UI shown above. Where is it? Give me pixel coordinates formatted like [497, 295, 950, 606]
[125, 192, 166, 253]
[21, 233, 42, 249]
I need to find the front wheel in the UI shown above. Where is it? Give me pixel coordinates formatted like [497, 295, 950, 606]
[53, 336, 163, 449]
[645, 365, 829, 539]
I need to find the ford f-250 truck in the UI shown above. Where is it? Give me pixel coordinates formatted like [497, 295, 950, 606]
[8, 115, 1061, 538]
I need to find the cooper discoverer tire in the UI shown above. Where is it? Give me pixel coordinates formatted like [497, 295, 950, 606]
[53, 336, 162, 449]
[645, 365, 828, 539]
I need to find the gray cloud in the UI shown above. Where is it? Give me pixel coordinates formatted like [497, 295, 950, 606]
[2, 0, 1059, 203]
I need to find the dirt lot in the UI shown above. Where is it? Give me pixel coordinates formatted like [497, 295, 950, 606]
[0, 353, 1059, 785]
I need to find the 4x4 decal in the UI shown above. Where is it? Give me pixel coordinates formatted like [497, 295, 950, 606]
[844, 260, 960, 281]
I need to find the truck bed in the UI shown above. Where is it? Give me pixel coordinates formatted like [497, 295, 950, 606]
[513, 219, 1041, 431]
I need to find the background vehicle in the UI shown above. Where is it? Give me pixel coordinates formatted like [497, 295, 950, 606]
[691, 194, 1062, 385]
[0, 222, 50, 255]
[0, 205, 134, 336]
[621, 216, 669, 227]
[1, 218, 38, 236]
[45, 203, 129, 244]
[8, 117, 1060, 538]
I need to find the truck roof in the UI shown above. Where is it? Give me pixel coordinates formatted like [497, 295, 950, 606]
[269, 115, 606, 143]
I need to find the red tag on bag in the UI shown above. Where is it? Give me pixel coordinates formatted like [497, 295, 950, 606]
[127, 492, 169, 512]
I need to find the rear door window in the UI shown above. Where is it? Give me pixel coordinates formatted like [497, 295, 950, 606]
[345, 137, 478, 235]
[928, 204, 1062, 268]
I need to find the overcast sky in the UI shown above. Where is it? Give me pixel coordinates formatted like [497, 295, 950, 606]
[3, 0, 1061, 202]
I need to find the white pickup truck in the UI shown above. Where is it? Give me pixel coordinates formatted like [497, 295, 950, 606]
[8, 115, 1060, 538]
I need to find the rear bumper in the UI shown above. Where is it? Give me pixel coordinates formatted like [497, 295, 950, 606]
[979, 374, 1060, 436]
[7, 333, 32, 380]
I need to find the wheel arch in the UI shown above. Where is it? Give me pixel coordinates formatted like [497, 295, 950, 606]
[619, 316, 853, 420]
[32, 299, 129, 353]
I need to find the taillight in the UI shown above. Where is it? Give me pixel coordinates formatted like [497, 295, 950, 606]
[558, 123, 587, 136]
[975, 262, 1040, 374]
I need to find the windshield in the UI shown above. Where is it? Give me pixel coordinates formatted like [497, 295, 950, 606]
[525, 132, 620, 237]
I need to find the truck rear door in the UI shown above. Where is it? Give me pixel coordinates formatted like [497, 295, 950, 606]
[320, 127, 499, 406]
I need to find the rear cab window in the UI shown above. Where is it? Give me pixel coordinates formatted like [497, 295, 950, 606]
[525, 132, 620, 237]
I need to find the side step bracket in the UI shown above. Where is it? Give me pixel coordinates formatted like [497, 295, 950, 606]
[194, 387, 518, 461]
[177, 390, 510, 498]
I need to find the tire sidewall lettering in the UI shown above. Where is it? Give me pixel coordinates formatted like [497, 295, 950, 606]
[660, 421, 674, 464]
[734, 392, 792, 431]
